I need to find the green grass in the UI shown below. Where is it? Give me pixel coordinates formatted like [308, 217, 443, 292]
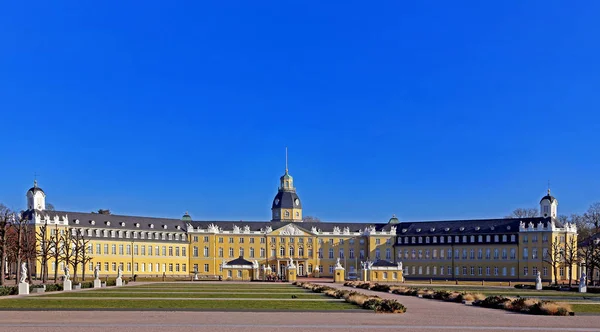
[42, 292, 325, 299]
[570, 304, 600, 313]
[0, 299, 357, 311]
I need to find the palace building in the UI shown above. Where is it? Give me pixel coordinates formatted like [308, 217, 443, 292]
[24, 162, 578, 283]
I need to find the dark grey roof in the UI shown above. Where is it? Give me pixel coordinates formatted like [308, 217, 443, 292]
[272, 191, 301, 209]
[394, 217, 550, 236]
[540, 195, 557, 203]
[29, 210, 187, 232]
[188, 220, 397, 233]
[27, 186, 44, 194]
[372, 260, 397, 267]
[226, 257, 253, 266]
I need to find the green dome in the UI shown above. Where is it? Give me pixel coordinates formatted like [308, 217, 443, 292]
[388, 215, 399, 224]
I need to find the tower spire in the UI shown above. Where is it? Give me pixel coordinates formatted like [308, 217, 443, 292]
[285, 147, 288, 174]
[547, 180, 551, 195]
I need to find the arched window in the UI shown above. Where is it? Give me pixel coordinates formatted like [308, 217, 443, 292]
[285, 211, 290, 218]
[299, 247, 304, 256]
[280, 247, 285, 256]
[289, 247, 294, 257]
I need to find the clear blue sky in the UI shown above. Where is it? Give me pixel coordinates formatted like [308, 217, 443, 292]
[1, 1, 599, 222]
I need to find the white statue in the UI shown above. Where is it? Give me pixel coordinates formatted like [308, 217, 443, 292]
[64, 266, 71, 281]
[580, 272, 587, 287]
[536, 271, 542, 284]
[94, 266, 100, 280]
[117, 266, 123, 278]
[19, 263, 27, 283]
[253, 260, 259, 269]
[289, 257, 295, 268]
[335, 258, 343, 269]
[397, 262, 403, 271]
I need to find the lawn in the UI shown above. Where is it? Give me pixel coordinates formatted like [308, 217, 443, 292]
[0, 298, 357, 310]
[42, 292, 325, 299]
[570, 304, 600, 314]
[0, 282, 360, 311]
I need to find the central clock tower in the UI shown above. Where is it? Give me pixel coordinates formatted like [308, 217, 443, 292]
[271, 150, 302, 222]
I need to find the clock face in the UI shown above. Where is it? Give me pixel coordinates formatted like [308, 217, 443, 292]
[294, 198, 299, 206]
[275, 198, 280, 205]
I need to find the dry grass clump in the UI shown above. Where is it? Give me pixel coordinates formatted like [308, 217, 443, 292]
[294, 282, 405, 313]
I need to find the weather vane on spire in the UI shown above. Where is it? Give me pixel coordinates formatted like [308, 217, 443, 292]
[547, 180, 551, 195]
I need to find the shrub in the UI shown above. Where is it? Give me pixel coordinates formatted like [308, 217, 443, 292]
[369, 284, 391, 292]
[478, 296, 512, 309]
[0, 286, 19, 296]
[529, 301, 572, 316]
[362, 298, 381, 310]
[375, 299, 407, 313]
[80, 282, 94, 289]
[44, 284, 63, 292]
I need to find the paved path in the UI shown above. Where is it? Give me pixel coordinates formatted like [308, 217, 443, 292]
[1, 310, 600, 332]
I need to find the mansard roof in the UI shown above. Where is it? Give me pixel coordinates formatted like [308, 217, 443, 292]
[372, 260, 397, 267]
[394, 217, 552, 236]
[29, 210, 187, 232]
[225, 257, 254, 266]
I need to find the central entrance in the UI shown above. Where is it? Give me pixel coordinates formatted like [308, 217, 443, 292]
[298, 263, 304, 276]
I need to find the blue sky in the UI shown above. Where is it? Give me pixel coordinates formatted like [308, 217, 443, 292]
[1, 1, 599, 222]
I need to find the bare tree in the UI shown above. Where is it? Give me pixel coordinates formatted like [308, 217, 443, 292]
[36, 223, 52, 283]
[506, 208, 539, 219]
[72, 228, 91, 282]
[584, 202, 600, 231]
[302, 216, 321, 222]
[0, 205, 11, 286]
[60, 228, 75, 279]
[48, 225, 62, 282]
[80, 235, 93, 281]
[578, 236, 599, 285]
[564, 235, 579, 286]
[45, 203, 55, 211]
[543, 237, 564, 285]
[13, 213, 28, 284]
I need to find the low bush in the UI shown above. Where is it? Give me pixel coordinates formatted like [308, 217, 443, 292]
[0, 286, 19, 296]
[80, 282, 94, 289]
[44, 284, 63, 292]
[369, 284, 391, 292]
[295, 282, 405, 313]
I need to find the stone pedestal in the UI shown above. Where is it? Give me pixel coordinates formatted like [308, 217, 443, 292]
[18, 282, 29, 295]
[362, 269, 368, 282]
[535, 281, 542, 291]
[94, 279, 102, 288]
[193, 273, 199, 281]
[116, 277, 123, 287]
[313, 268, 320, 278]
[63, 280, 72, 291]
[579, 284, 587, 293]
[334, 267, 345, 283]
[101, 282, 107, 287]
[287, 267, 297, 282]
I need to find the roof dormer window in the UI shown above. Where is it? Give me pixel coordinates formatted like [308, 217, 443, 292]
[90, 220, 95, 225]
[105, 221, 110, 226]
[120, 222, 125, 227]
[149, 224, 154, 229]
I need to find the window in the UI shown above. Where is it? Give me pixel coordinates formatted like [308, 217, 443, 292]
[219, 237, 224, 243]
[532, 248, 538, 259]
[112, 262, 117, 271]
[523, 235, 528, 243]
[524, 267, 528, 276]
[502, 267, 506, 276]
[307, 248, 312, 257]
[486, 267, 490, 276]
[478, 266, 482, 275]
[542, 235, 548, 243]
[494, 235, 499, 242]
[418, 237, 423, 244]
[163, 246, 167, 256]
[432, 249, 437, 259]
[141, 246, 146, 255]
[182, 247, 186, 256]
[386, 248, 391, 260]
[299, 247, 304, 257]
[193, 247, 199, 257]
[502, 249, 507, 259]
[329, 248, 334, 259]
[203, 247, 209, 257]
[375, 249, 381, 260]
[425, 249, 430, 259]
[104, 244, 109, 254]
[532, 235, 538, 243]
[250, 238, 255, 244]
[168, 246, 173, 256]
[239, 248, 244, 257]
[260, 248, 265, 258]
[510, 248, 516, 260]
[359, 249, 365, 259]
[532, 266, 538, 276]
[510, 235, 515, 242]
[494, 249, 499, 259]
[470, 266, 475, 275]
[523, 248, 528, 259]
[419, 266, 423, 275]
[349, 248, 355, 259]
[250, 248, 255, 258]
[455, 266, 459, 276]
[469, 249, 474, 259]
[447, 249, 452, 259]
[477, 249, 482, 259]
[229, 247, 234, 257]
[502, 235, 507, 242]
[494, 267, 498, 276]
[96, 244, 101, 254]
[511, 267, 515, 276]
[290, 247, 295, 257]
[119, 245, 124, 255]
[148, 246, 152, 256]
[485, 249, 491, 259]
[169, 264, 173, 272]
[281, 247, 287, 257]
[418, 250, 423, 259]
[229, 237, 234, 243]
[462, 249, 467, 259]
[329, 266, 334, 274]
[440, 249, 444, 259]
[239, 237, 244, 244]
[462, 266, 467, 275]
[318, 248, 323, 259]
[543, 267, 548, 276]
[111, 245, 116, 255]
[204, 264, 209, 272]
